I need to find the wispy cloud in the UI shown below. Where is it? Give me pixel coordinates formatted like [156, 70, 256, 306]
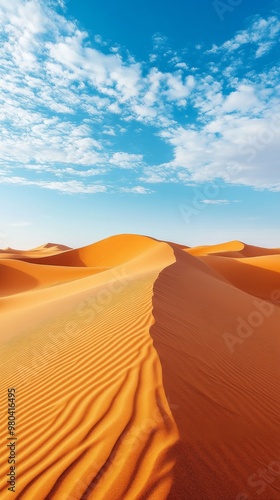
[201, 199, 240, 205]
[207, 16, 280, 58]
[109, 152, 143, 169]
[202, 200, 229, 205]
[120, 186, 153, 194]
[0, 176, 107, 194]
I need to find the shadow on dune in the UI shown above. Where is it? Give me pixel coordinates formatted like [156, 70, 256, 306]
[150, 244, 222, 500]
[17, 250, 86, 267]
[200, 255, 280, 302]
[149, 244, 280, 499]
[0, 263, 39, 296]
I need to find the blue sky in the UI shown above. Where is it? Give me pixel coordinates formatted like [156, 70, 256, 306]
[0, 0, 280, 248]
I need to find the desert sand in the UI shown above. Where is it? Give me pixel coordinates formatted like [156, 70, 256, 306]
[0, 235, 280, 499]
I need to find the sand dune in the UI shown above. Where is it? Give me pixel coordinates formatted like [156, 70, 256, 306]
[186, 240, 280, 258]
[0, 259, 103, 297]
[185, 239, 245, 256]
[1, 234, 280, 499]
[0, 243, 71, 261]
[198, 254, 280, 301]
[32, 243, 72, 251]
[3, 234, 160, 267]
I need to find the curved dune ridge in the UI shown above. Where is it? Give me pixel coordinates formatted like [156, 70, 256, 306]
[0, 235, 280, 499]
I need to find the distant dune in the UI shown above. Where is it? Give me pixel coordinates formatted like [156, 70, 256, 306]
[0, 235, 280, 499]
[31, 242, 72, 251]
[0, 242, 72, 260]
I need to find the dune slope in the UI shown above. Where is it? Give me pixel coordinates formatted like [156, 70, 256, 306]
[151, 245, 280, 499]
[199, 254, 280, 301]
[0, 237, 179, 499]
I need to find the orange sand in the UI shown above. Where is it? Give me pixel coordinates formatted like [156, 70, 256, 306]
[0, 236, 280, 499]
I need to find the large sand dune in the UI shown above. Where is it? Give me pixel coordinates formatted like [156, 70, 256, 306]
[0, 235, 280, 499]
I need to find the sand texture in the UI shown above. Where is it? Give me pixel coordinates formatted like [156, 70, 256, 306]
[1, 235, 280, 499]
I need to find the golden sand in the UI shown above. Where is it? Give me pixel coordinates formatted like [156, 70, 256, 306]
[1, 235, 280, 499]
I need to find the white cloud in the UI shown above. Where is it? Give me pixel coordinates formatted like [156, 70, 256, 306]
[223, 85, 260, 112]
[41, 180, 107, 193]
[175, 62, 189, 70]
[109, 152, 143, 169]
[107, 102, 121, 114]
[23, 165, 107, 177]
[0, 0, 198, 193]
[208, 16, 280, 58]
[149, 53, 157, 63]
[47, 31, 143, 101]
[164, 74, 195, 102]
[158, 99, 280, 190]
[201, 199, 237, 205]
[103, 127, 116, 136]
[152, 33, 168, 51]
[0, 2, 279, 197]
[94, 34, 107, 46]
[0, 175, 107, 194]
[139, 167, 177, 184]
[120, 186, 153, 194]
